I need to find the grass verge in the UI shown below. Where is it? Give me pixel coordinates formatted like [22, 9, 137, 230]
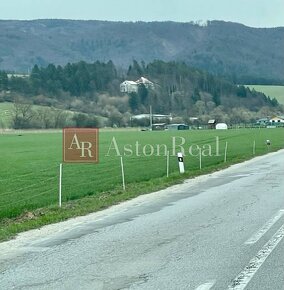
[0, 149, 278, 242]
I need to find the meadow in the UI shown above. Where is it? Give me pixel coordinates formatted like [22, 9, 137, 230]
[0, 128, 284, 240]
[246, 85, 284, 105]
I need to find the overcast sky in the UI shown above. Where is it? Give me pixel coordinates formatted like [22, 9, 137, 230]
[0, 0, 283, 28]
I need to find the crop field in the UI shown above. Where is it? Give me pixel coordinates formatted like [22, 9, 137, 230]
[246, 85, 284, 104]
[1, 128, 284, 227]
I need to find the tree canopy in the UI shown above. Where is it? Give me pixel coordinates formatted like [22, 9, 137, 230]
[0, 60, 281, 129]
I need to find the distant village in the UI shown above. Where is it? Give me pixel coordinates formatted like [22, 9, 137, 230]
[120, 77, 284, 131]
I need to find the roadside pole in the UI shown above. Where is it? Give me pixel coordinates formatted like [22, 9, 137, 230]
[266, 140, 271, 152]
[59, 163, 62, 208]
[149, 105, 153, 131]
[199, 148, 202, 170]
[120, 156, 126, 191]
[177, 152, 185, 174]
[224, 141, 228, 163]
[166, 150, 170, 177]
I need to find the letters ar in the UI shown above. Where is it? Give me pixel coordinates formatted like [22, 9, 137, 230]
[68, 133, 94, 158]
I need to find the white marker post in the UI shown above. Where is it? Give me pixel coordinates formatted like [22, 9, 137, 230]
[224, 141, 228, 163]
[149, 105, 153, 131]
[266, 139, 271, 151]
[177, 152, 185, 174]
[199, 148, 202, 170]
[59, 163, 62, 208]
[166, 150, 170, 177]
[120, 156, 126, 191]
[253, 140, 256, 155]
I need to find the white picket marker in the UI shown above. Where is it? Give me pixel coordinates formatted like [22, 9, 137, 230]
[59, 163, 62, 208]
[120, 156, 126, 191]
[177, 152, 185, 174]
[253, 140, 256, 155]
[224, 141, 228, 162]
[166, 150, 170, 177]
[199, 148, 202, 170]
[266, 139, 271, 151]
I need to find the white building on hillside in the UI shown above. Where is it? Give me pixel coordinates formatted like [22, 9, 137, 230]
[135, 77, 154, 89]
[131, 114, 172, 121]
[120, 77, 154, 93]
[120, 81, 138, 93]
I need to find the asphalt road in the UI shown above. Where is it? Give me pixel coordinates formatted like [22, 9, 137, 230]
[1, 150, 284, 290]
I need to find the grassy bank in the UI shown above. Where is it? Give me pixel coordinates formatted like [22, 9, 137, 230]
[0, 128, 284, 241]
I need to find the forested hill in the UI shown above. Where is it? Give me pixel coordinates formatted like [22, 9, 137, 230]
[0, 60, 281, 129]
[0, 19, 283, 84]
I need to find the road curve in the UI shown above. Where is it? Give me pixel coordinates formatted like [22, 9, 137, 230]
[1, 150, 284, 290]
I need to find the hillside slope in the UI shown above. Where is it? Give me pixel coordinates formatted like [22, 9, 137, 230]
[0, 20, 283, 83]
[246, 85, 284, 104]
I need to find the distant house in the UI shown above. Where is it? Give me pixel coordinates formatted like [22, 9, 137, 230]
[131, 114, 172, 128]
[7, 73, 29, 79]
[120, 77, 154, 93]
[131, 114, 172, 121]
[166, 124, 189, 130]
[208, 119, 216, 129]
[256, 118, 269, 125]
[135, 77, 154, 89]
[269, 116, 284, 124]
[152, 123, 166, 130]
[120, 81, 138, 93]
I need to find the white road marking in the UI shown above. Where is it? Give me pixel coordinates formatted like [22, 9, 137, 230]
[245, 209, 284, 245]
[195, 280, 216, 290]
[228, 223, 284, 290]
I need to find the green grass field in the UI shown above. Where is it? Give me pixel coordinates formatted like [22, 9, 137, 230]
[0, 128, 284, 240]
[246, 85, 284, 105]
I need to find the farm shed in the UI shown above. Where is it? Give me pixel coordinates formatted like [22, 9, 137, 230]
[166, 124, 189, 130]
[269, 116, 284, 124]
[216, 123, 228, 130]
[208, 119, 216, 129]
[152, 123, 166, 130]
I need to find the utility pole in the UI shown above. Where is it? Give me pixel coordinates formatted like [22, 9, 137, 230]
[149, 105, 153, 131]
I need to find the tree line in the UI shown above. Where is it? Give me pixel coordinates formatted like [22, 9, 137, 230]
[0, 60, 282, 129]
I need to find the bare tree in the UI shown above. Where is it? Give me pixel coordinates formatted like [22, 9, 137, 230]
[37, 107, 54, 128]
[53, 109, 69, 128]
[12, 100, 35, 129]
